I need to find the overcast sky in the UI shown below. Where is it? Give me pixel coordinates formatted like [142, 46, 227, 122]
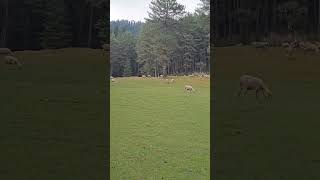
[110, 0, 202, 22]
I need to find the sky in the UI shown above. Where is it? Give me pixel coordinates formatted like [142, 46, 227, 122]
[110, 0, 202, 22]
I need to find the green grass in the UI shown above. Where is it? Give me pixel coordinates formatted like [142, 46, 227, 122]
[214, 46, 320, 180]
[111, 77, 210, 179]
[0, 48, 107, 179]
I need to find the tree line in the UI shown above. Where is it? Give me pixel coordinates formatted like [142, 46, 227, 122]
[110, 0, 210, 77]
[0, 0, 109, 50]
[214, 0, 320, 45]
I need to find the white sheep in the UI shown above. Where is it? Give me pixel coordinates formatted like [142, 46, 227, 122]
[142, 75, 146, 78]
[188, 74, 194, 77]
[0, 48, 14, 56]
[4, 55, 22, 66]
[184, 85, 195, 92]
[300, 42, 319, 54]
[170, 79, 175, 83]
[111, 78, 116, 82]
[238, 75, 272, 99]
[281, 42, 290, 48]
[147, 75, 151, 78]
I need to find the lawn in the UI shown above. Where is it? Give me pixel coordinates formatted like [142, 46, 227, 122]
[0, 48, 107, 179]
[111, 76, 210, 179]
[214, 46, 320, 180]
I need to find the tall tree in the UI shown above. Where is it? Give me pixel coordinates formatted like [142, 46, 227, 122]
[0, 0, 9, 47]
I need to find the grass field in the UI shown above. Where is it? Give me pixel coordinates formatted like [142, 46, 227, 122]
[110, 76, 210, 179]
[214, 46, 320, 179]
[0, 48, 107, 179]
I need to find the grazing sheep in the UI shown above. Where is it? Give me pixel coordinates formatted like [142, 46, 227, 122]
[142, 75, 146, 78]
[281, 42, 290, 48]
[238, 75, 272, 99]
[188, 74, 194, 77]
[285, 45, 294, 57]
[147, 75, 152, 78]
[184, 85, 195, 92]
[0, 48, 14, 56]
[4, 55, 22, 66]
[300, 42, 319, 54]
[160, 75, 163, 78]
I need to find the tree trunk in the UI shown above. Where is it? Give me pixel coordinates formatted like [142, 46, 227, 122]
[1, 0, 9, 48]
[88, 4, 94, 48]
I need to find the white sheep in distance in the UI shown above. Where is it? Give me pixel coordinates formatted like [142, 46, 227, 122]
[0, 48, 14, 56]
[142, 75, 146, 78]
[4, 55, 22, 66]
[238, 75, 272, 99]
[147, 75, 152, 78]
[300, 42, 319, 54]
[184, 85, 195, 92]
[281, 42, 290, 48]
[170, 79, 175, 83]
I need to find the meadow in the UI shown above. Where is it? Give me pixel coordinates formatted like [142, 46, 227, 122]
[214, 46, 320, 179]
[0, 48, 107, 179]
[110, 76, 210, 179]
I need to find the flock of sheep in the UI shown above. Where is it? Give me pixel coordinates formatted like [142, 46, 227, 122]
[0, 48, 22, 67]
[110, 74, 201, 93]
[281, 41, 320, 57]
[250, 40, 320, 57]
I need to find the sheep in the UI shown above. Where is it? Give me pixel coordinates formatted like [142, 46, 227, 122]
[147, 75, 152, 78]
[281, 42, 290, 48]
[188, 74, 194, 77]
[160, 75, 163, 78]
[184, 85, 195, 92]
[238, 75, 272, 99]
[300, 42, 319, 54]
[170, 79, 175, 83]
[285, 44, 294, 57]
[0, 48, 14, 56]
[4, 55, 22, 66]
[204, 74, 210, 78]
[111, 78, 116, 82]
[142, 75, 146, 78]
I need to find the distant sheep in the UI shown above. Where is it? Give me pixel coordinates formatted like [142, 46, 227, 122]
[111, 78, 116, 82]
[188, 74, 194, 77]
[142, 75, 146, 78]
[204, 74, 210, 78]
[0, 48, 14, 56]
[4, 55, 22, 66]
[147, 75, 152, 78]
[281, 42, 290, 48]
[170, 79, 175, 83]
[238, 75, 272, 99]
[184, 85, 195, 92]
[300, 42, 319, 54]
